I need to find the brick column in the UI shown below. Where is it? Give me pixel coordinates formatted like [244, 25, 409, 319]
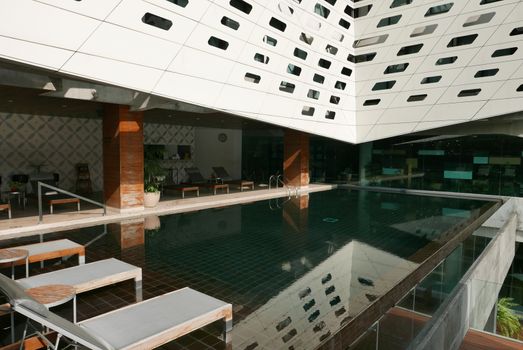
[284, 129, 310, 187]
[103, 104, 144, 211]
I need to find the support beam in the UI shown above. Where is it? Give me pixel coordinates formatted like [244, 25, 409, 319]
[103, 105, 144, 211]
[284, 130, 310, 187]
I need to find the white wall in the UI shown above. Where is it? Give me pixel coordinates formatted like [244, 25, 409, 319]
[193, 127, 242, 180]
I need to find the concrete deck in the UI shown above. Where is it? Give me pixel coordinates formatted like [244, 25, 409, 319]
[0, 183, 336, 240]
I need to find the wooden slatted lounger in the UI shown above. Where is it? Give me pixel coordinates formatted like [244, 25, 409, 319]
[0, 274, 232, 350]
[7, 239, 85, 277]
[0, 203, 11, 219]
[17, 258, 143, 301]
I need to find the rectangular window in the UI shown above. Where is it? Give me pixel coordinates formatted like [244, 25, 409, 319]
[492, 47, 517, 57]
[436, 56, 457, 65]
[353, 34, 388, 48]
[348, 52, 376, 63]
[407, 94, 427, 102]
[377, 15, 401, 28]
[447, 34, 478, 47]
[244, 73, 261, 83]
[142, 13, 172, 30]
[421, 76, 442, 84]
[334, 81, 346, 90]
[410, 24, 437, 37]
[208, 36, 229, 50]
[279, 81, 295, 93]
[287, 64, 302, 76]
[325, 111, 336, 120]
[254, 53, 269, 64]
[307, 89, 320, 100]
[463, 12, 495, 27]
[221, 16, 240, 30]
[341, 67, 352, 76]
[474, 68, 499, 78]
[318, 58, 331, 69]
[384, 63, 408, 74]
[270, 17, 287, 32]
[363, 99, 380, 106]
[425, 3, 453, 17]
[314, 3, 330, 18]
[263, 35, 277, 46]
[313, 74, 325, 84]
[230, 0, 252, 14]
[339, 18, 351, 29]
[294, 48, 308, 60]
[390, 0, 412, 8]
[510, 27, 523, 36]
[299, 33, 314, 45]
[372, 80, 396, 91]
[458, 89, 481, 97]
[397, 43, 423, 56]
[302, 106, 315, 116]
[330, 95, 340, 104]
[167, 0, 188, 7]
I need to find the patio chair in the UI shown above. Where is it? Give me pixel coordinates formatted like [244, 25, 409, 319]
[184, 167, 229, 195]
[0, 273, 233, 350]
[1, 239, 85, 277]
[212, 167, 255, 191]
[17, 258, 143, 300]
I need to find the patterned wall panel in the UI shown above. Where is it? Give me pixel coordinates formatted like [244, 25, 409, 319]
[0, 0, 521, 143]
[0, 114, 195, 192]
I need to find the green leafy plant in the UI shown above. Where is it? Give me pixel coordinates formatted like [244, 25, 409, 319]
[8, 181, 25, 191]
[144, 158, 166, 193]
[497, 297, 521, 338]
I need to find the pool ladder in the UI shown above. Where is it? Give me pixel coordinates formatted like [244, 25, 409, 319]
[268, 175, 300, 210]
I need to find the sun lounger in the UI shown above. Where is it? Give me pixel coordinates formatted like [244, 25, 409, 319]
[4, 239, 85, 277]
[185, 167, 229, 195]
[212, 166, 255, 191]
[17, 258, 142, 301]
[0, 203, 11, 219]
[163, 184, 200, 198]
[0, 273, 232, 350]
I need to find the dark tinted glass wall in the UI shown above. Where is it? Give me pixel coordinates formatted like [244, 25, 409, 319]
[361, 134, 523, 196]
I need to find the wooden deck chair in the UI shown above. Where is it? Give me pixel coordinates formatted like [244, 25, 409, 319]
[0, 273, 232, 350]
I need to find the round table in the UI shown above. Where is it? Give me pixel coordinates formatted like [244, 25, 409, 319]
[26, 284, 77, 322]
[0, 248, 28, 279]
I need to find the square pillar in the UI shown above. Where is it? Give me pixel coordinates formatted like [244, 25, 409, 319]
[103, 104, 144, 211]
[284, 130, 310, 187]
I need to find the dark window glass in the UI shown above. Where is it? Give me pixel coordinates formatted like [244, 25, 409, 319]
[510, 27, 523, 36]
[318, 58, 331, 69]
[230, 0, 252, 14]
[492, 47, 517, 57]
[390, 0, 412, 8]
[339, 18, 351, 29]
[341, 67, 352, 76]
[436, 56, 457, 65]
[363, 99, 380, 106]
[421, 76, 442, 84]
[279, 81, 295, 93]
[313, 74, 325, 84]
[407, 94, 427, 102]
[325, 111, 336, 120]
[397, 44, 423, 56]
[287, 64, 302, 76]
[377, 15, 401, 28]
[474, 68, 499, 78]
[384, 63, 409, 74]
[167, 0, 188, 7]
[294, 48, 308, 60]
[270, 17, 287, 32]
[208, 36, 229, 50]
[221, 16, 240, 30]
[447, 34, 478, 47]
[458, 89, 481, 97]
[372, 80, 396, 91]
[142, 13, 172, 30]
[425, 3, 453, 17]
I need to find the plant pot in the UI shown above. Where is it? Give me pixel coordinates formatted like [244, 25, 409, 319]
[144, 191, 161, 208]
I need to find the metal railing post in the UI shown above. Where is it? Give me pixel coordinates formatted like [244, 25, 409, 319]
[38, 182, 43, 223]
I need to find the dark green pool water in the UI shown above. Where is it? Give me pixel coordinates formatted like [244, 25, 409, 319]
[0, 189, 493, 349]
[140, 189, 490, 349]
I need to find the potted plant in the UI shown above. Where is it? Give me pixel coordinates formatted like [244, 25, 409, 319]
[144, 157, 166, 208]
[8, 181, 25, 192]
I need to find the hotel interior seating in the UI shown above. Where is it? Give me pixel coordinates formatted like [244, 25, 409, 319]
[2, 239, 85, 277]
[17, 258, 143, 301]
[184, 167, 229, 195]
[212, 166, 255, 191]
[0, 273, 232, 350]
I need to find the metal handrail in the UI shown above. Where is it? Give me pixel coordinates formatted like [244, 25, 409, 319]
[277, 175, 292, 198]
[268, 175, 276, 190]
[38, 182, 106, 223]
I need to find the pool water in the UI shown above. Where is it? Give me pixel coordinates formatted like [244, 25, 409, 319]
[0, 189, 493, 349]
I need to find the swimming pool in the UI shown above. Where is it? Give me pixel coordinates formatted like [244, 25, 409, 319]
[0, 189, 496, 349]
